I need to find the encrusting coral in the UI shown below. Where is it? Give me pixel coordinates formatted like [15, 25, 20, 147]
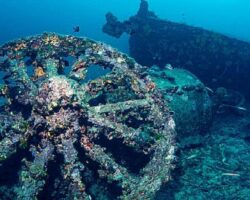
[0, 33, 176, 200]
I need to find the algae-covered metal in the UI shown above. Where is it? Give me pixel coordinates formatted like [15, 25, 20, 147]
[0, 33, 176, 199]
[148, 66, 212, 137]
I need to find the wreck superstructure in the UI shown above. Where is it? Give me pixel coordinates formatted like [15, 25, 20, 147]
[103, 0, 250, 99]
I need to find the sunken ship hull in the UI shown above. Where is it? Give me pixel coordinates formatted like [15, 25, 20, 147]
[103, 0, 250, 98]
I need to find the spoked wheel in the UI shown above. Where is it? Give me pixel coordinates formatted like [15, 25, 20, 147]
[0, 33, 176, 199]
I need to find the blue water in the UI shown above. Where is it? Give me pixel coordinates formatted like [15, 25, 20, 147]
[1, 0, 250, 53]
[1, 1, 250, 199]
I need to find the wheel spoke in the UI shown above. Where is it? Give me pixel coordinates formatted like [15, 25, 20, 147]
[80, 137, 137, 192]
[88, 114, 147, 151]
[0, 114, 29, 163]
[0, 135, 22, 163]
[89, 99, 150, 114]
[14, 139, 54, 199]
[59, 137, 88, 199]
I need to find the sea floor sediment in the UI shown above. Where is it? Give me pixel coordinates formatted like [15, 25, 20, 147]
[156, 104, 250, 200]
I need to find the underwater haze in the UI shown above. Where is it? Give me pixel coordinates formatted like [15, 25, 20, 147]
[1, 0, 250, 52]
[0, 0, 250, 200]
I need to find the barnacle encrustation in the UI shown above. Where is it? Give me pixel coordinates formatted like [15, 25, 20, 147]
[0, 33, 176, 199]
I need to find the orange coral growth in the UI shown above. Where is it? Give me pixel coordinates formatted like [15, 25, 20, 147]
[35, 66, 46, 78]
